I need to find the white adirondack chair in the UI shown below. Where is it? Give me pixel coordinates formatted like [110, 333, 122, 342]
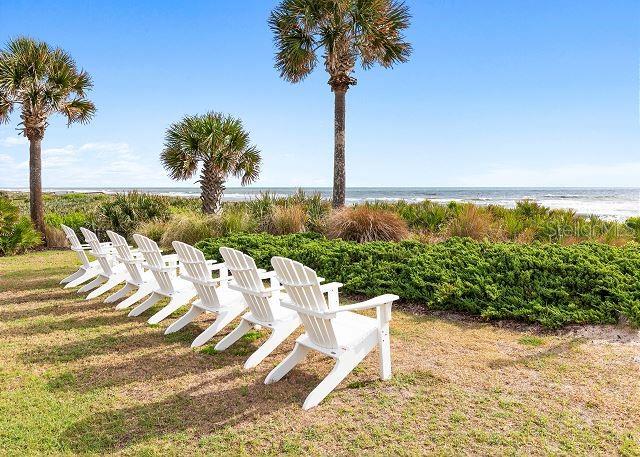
[59, 224, 102, 288]
[214, 247, 301, 369]
[165, 242, 247, 347]
[105, 230, 158, 309]
[128, 234, 196, 324]
[266, 257, 398, 410]
[78, 227, 129, 300]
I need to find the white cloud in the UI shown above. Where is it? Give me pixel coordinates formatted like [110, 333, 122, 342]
[79, 142, 135, 159]
[43, 145, 78, 168]
[0, 141, 173, 188]
[456, 162, 640, 187]
[0, 135, 28, 147]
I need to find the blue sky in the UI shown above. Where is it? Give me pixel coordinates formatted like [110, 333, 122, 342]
[1, 0, 639, 188]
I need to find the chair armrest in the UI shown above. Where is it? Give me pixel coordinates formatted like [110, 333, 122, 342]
[209, 262, 230, 272]
[319, 282, 343, 293]
[116, 255, 145, 264]
[335, 294, 398, 312]
[258, 270, 277, 280]
[142, 262, 178, 273]
[280, 299, 333, 319]
[160, 254, 179, 266]
[228, 282, 283, 297]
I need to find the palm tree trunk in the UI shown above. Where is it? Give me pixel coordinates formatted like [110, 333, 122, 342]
[332, 89, 346, 208]
[29, 137, 46, 238]
[200, 163, 225, 214]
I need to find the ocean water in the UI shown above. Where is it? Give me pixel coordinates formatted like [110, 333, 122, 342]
[5, 187, 640, 221]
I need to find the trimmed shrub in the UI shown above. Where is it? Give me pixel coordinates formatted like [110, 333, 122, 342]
[325, 206, 409, 242]
[196, 233, 640, 328]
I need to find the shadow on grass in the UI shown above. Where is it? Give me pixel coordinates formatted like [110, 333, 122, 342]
[58, 372, 321, 454]
[3, 314, 124, 337]
[488, 338, 585, 369]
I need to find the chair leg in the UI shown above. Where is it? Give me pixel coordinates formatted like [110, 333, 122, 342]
[378, 323, 392, 380]
[85, 275, 125, 300]
[61, 269, 83, 284]
[164, 305, 204, 335]
[243, 319, 299, 369]
[190, 307, 244, 348]
[264, 342, 310, 384]
[302, 353, 363, 410]
[214, 318, 252, 351]
[147, 292, 195, 324]
[104, 283, 135, 304]
[66, 269, 98, 288]
[78, 276, 105, 294]
[128, 292, 162, 317]
[115, 285, 153, 310]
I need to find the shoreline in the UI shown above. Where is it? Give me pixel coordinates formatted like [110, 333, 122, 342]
[3, 187, 639, 221]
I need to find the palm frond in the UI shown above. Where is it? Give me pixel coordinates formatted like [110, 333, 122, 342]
[0, 37, 96, 136]
[234, 145, 261, 186]
[161, 112, 262, 187]
[61, 98, 96, 125]
[269, 0, 319, 82]
[270, 0, 411, 85]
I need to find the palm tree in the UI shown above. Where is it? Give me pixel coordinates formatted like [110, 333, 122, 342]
[0, 37, 96, 237]
[161, 112, 261, 213]
[269, 0, 412, 208]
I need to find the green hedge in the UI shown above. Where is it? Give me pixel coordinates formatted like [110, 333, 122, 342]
[196, 233, 640, 328]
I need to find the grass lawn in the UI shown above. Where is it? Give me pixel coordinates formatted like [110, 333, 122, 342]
[1, 250, 639, 456]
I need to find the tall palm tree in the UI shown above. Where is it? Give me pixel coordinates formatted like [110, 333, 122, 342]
[0, 37, 96, 237]
[161, 112, 261, 213]
[269, 0, 411, 208]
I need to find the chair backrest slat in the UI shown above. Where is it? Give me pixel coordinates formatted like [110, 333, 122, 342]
[133, 234, 175, 294]
[61, 224, 90, 267]
[271, 257, 338, 349]
[173, 241, 221, 309]
[80, 227, 113, 276]
[107, 230, 144, 284]
[220, 247, 275, 322]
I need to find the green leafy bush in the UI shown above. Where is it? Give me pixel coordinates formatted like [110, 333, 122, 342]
[45, 211, 90, 233]
[0, 197, 42, 255]
[196, 233, 640, 328]
[626, 217, 640, 241]
[95, 192, 171, 240]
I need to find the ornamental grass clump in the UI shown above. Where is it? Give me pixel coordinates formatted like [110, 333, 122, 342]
[159, 213, 219, 250]
[445, 205, 504, 241]
[269, 205, 307, 235]
[325, 206, 409, 242]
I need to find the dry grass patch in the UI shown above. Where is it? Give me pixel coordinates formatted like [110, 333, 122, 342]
[325, 206, 410, 242]
[0, 250, 639, 455]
